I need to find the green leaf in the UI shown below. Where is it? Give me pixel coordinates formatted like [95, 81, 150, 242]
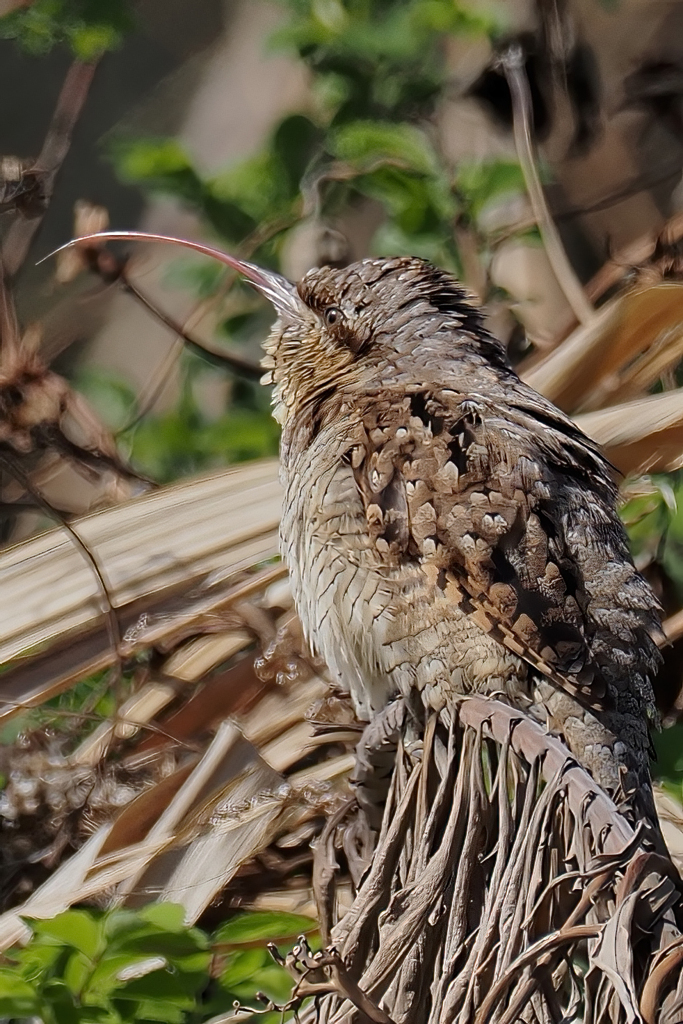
[234, 962, 293, 1004]
[219, 948, 270, 989]
[136, 902, 187, 934]
[84, 953, 152, 1002]
[31, 910, 104, 959]
[122, 937, 209, 966]
[127, 998, 186, 1024]
[210, 150, 288, 230]
[111, 136, 260, 242]
[213, 911, 317, 946]
[113, 967, 200, 1005]
[272, 114, 322, 194]
[111, 138, 195, 187]
[330, 120, 437, 175]
[39, 978, 81, 1024]
[0, 0, 133, 56]
[62, 950, 94, 996]
[0, 970, 39, 1016]
[13, 935, 64, 977]
[71, 21, 121, 59]
[114, 930, 209, 961]
[457, 160, 526, 223]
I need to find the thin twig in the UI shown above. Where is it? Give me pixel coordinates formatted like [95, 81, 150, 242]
[121, 274, 263, 379]
[0, 255, 21, 362]
[2, 60, 98, 277]
[0, 450, 123, 684]
[500, 43, 594, 326]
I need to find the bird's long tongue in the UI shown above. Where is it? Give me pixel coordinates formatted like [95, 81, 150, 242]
[42, 230, 300, 315]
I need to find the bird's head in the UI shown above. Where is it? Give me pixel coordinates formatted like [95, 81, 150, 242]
[46, 233, 502, 430]
[264, 256, 498, 428]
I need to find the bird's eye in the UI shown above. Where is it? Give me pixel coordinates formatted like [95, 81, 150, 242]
[324, 306, 343, 327]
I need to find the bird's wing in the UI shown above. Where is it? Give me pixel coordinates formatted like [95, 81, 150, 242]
[351, 386, 633, 711]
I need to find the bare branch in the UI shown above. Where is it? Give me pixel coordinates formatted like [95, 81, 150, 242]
[2, 60, 98, 277]
[121, 274, 263, 380]
[500, 43, 594, 326]
[0, 449, 123, 683]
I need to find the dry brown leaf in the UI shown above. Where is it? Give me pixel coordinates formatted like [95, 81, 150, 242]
[0, 459, 281, 665]
[575, 389, 683, 474]
[0, 460, 281, 721]
[523, 285, 683, 411]
[118, 720, 286, 919]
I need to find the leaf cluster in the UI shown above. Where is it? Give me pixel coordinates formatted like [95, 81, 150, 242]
[104, 0, 519, 290]
[0, 0, 132, 59]
[100, 0, 523, 480]
[0, 905, 317, 1024]
[272, 0, 496, 122]
[77, 363, 280, 484]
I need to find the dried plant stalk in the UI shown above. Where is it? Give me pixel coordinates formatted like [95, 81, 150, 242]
[306, 697, 683, 1024]
[0, 459, 282, 717]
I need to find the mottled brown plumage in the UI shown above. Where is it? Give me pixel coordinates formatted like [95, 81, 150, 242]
[262, 255, 662, 827]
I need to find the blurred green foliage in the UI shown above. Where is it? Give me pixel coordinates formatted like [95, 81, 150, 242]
[653, 723, 683, 802]
[0, 0, 132, 59]
[622, 477, 683, 798]
[0, 905, 317, 1024]
[102, 0, 527, 484]
[272, 0, 495, 121]
[76, 363, 279, 484]
[622, 477, 680, 597]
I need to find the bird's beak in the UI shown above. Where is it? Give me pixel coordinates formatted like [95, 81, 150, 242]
[42, 230, 303, 319]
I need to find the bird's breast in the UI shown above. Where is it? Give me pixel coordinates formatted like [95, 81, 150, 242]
[280, 423, 526, 721]
[281, 426, 398, 719]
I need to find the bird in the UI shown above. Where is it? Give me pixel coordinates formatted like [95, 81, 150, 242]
[261, 255, 663, 830]
[51, 233, 663, 829]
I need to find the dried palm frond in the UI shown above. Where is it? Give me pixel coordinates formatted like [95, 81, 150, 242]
[223, 696, 683, 1024]
[299, 696, 683, 1024]
[0, 459, 281, 714]
[523, 284, 683, 412]
[0, 586, 350, 941]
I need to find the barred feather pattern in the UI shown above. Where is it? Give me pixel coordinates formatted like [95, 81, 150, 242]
[272, 256, 662, 829]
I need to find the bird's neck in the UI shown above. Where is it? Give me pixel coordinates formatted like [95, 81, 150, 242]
[278, 387, 359, 464]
